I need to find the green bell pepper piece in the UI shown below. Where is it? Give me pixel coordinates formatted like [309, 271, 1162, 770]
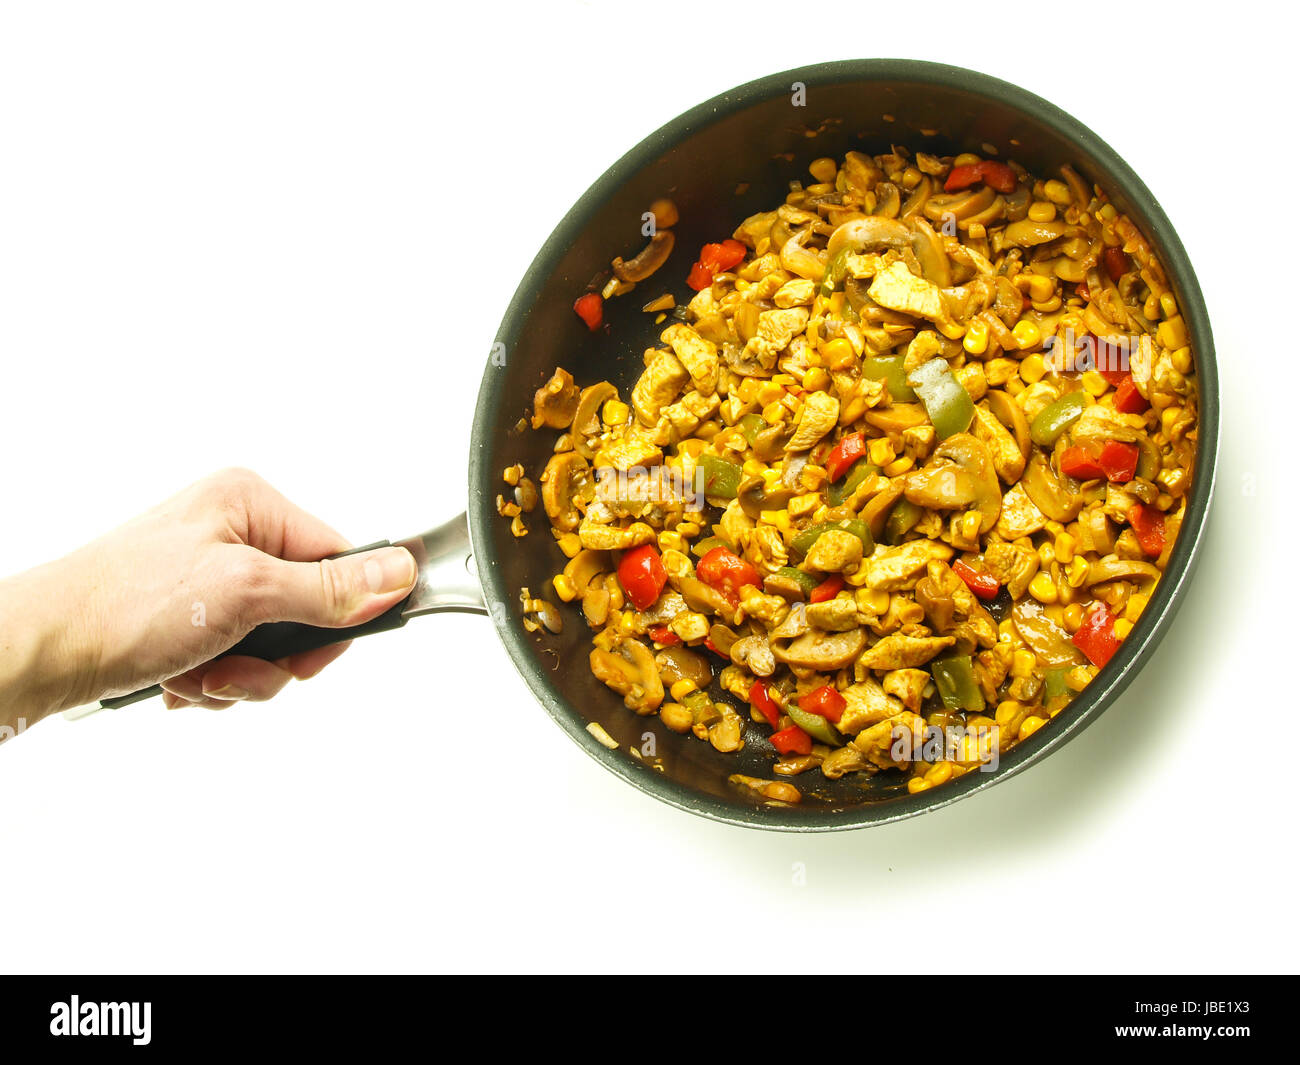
[738, 413, 765, 445]
[786, 703, 842, 746]
[1029, 392, 1087, 448]
[907, 357, 974, 439]
[818, 247, 852, 297]
[827, 457, 878, 505]
[882, 498, 923, 546]
[773, 566, 819, 596]
[1044, 666, 1071, 700]
[790, 517, 874, 558]
[691, 535, 728, 558]
[931, 653, 984, 713]
[862, 354, 917, 402]
[699, 453, 743, 500]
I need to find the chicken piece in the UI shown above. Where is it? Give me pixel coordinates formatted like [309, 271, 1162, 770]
[859, 632, 955, 670]
[972, 403, 1026, 482]
[631, 350, 689, 427]
[786, 391, 840, 451]
[867, 261, 960, 333]
[594, 432, 663, 472]
[752, 524, 788, 572]
[804, 529, 864, 573]
[883, 668, 930, 712]
[743, 307, 809, 370]
[837, 678, 904, 735]
[578, 515, 656, 551]
[773, 278, 816, 308]
[915, 559, 980, 633]
[983, 540, 1039, 599]
[805, 595, 858, 631]
[858, 540, 953, 591]
[717, 499, 754, 550]
[994, 482, 1047, 540]
[653, 390, 719, 446]
[660, 323, 719, 396]
[852, 710, 926, 769]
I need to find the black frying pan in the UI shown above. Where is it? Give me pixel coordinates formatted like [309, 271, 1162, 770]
[103, 59, 1218, 831]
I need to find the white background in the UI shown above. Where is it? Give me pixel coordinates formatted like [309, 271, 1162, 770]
[0, 0, 1290, 974]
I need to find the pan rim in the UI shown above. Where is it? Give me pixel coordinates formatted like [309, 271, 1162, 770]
[467, 58, 1219, 832]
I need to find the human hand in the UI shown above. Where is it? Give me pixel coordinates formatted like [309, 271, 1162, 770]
[0, 468, 416, 726]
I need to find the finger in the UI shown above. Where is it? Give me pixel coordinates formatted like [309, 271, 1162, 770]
[280, 641, 351, 680]
[225, 472, 353, 561]
[247, 545, 416, 629]
[198, 655, 295, 703]
[161, 691, 187, 710]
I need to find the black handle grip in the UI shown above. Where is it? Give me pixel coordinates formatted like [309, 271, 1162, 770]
[99, 540, 410, 710]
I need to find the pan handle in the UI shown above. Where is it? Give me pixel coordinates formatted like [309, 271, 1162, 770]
[94, 513, 485, 711]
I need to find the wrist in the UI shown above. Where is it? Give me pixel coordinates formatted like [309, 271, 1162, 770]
[0, 557, 101, 728]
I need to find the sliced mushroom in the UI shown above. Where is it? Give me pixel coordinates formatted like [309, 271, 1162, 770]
[730, 634, 776, 677]
[826, 216, 950, 287]
[737, 475, 797, 521]
[863, 403, 929, 435]
[923, 184, 997, 224]
[589, 639, 664, 713]
[1002, 219, 1069, 246]
[1020, 449, 1083, 523]
[769, 602, 808, 639]
[531, 368, 580, 430]
[671, 574, 734, 617]
[752, 421, 795, 463]
[571, 382, 618, 459]
[1085, 556, 1161, 586]
[780, 228, 826, 281]
[540, 451, 593, 532]
[773, 627, 868, 670]
[655, 645, 712, 689]
[986, 388, 1031, 460]
[904, 433, 1001, 532]
[612, 231, 675, 283]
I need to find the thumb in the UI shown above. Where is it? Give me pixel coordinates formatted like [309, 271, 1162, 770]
[255, 545, 418, 628]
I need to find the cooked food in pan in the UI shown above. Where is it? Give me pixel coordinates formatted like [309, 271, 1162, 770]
[505, 146, 1197, 803]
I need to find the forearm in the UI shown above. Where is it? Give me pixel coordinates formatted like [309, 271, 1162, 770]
[0, 561, 93, 731]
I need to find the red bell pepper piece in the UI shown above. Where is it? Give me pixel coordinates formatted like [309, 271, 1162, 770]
[647, 624, 680, 646]
[1093, 337, 1129, 383]
[944, 159, 1017, 194]
[696, 546, 760, 605]
[1098, 440, 1139, 483]
[809, 574, 844, 604]
[1128, 504, 1166, 558]
[1113, 375, 1149, 414]
[748, 681, 781, 729]
[798, 684, 846, 724]
[686, 238, 746, 291]
[1060, 446, 1107, 481]
[1072, 602, 1121, 668]
[951, 559, 1000, 601]
[825, 432, 866, 482]
[573, 292, 603, 331]
[1102, 246, 1130, 282]
[770, 725, 812, 756]
[617, 544, 667, 611]
[703, 636, 728, 658]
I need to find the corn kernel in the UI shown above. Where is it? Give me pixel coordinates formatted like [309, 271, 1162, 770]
[802, 368, 830, 392]
[670, 679, 698, 702]
[1143, 293, 1162, 321]
[997, 619, 1016, 642]
[1027, 275, 1056, 303]
[1006, 377, 1026, 396]
[1113, 618, 1133, 640]
[1028, 201, 1057, 223]
[883, 456, 914, 477]
[557, 533, 582, 558]
[1124, 594, 1150, 622]
[1055, 578, 1074, 606]
[1053, 532, 1075, 564]
[820, 337, 855, 369]
[1080, 370, 1108, 397]
[657, 531, 685, 553]
[907, 777, 933, 794]
[761, 401, 785, 425]
[1029, 571, 1058, 604]
[757, 382, 784, 405]
[996, 699, 1024, 726]
[1172, 346, 1193, 375]
[1011, 650, 1036, 680]
[602, 399, 629, 426]
[1067, 557, 1089, 588]
[552, 574, 577, 602]
[1018, 716, 1046, 741]
[1013, 320, 1043, 350]
[1037, 542, 1055, 566]
[925, 761, 954, 785]
[1019, 353, 1046, 383]
[868, 438, 896, 467]
[1157, 315, 1188, 350]
[1159, 292, 1178, 319]
[963, 317, 989, 355]
[1043, 179, 1072, 205]
[954, 152, 981, 167]
[1062, 603, 1084, 632]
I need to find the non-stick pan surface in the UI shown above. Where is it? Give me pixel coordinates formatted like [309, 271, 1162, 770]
[468, 59, 1217, 831]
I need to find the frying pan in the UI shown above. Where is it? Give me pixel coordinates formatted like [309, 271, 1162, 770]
[101, 59, 1218, 831]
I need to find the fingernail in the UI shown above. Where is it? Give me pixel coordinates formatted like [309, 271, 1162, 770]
[204, 684, 248, 701]
[363, 547, 417, 594]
